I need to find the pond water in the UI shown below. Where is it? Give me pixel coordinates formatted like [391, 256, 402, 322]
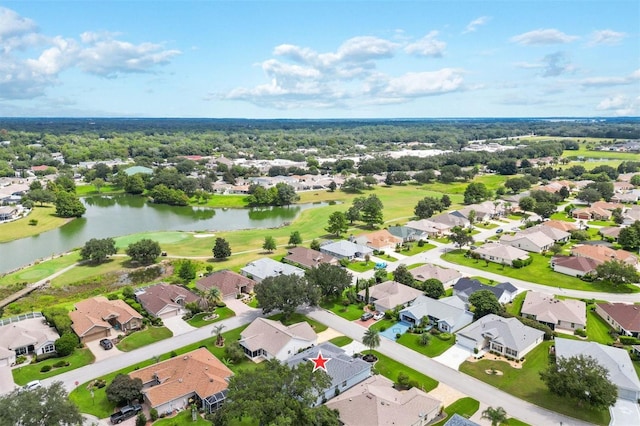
[0, 195, 331, 274]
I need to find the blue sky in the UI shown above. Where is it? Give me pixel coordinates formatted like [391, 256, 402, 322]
[0, 1, 638, 118]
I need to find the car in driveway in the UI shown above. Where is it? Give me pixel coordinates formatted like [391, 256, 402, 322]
[360, 312, 374, 321]
[24, 380, 41, 391]
[496, 228, 504, 234]
[110, 404, 142, 424]
[100, 338, 113, 350]
[373, 312, 384, 320]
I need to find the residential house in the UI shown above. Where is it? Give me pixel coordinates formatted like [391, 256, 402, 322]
[399, 295, 474, 333]
[238, 318, 317, 362]
[357, 280, 422, 313]
[622, 205, 640, 225]
[387, 225, 422, 242]
[614, 181, 635, 192]
[319, 240, 373, 260]
[554, 338, 640, 401]
[453, 278, 518, 304]
[571, 245, 638, 266]
[283, 246, 339, 269]
[136, 284, 201, 319]
[572, 206, 611, 221]
[430, 212, 470, 229]
[612, 190, 640, 204]
[404, 219, 450, 237]
[353, 229, 403, 252]
[444, 414, 481, 426]
[521, 292, 586, 331]
[455, 314, 544, 359]
[0, 206, 19, 221]
[129, 348, 232, 414]
[409, 264, 462, 288]
[325, 375, 442, 426]
[550, 255, 599, 278]
[592, 201, 624, 211]
[0, 317, 59, 366]
[526, 224, 571, 243]
[471, 243, 530, 267]
[543, 220, 577, 233]
[500, 231, 555, 253]
[195, 270, 256, 300]
[595, 303, 640, 338]
[286, 342, 372, 405]
[599, 226, 622, 241]
[240, 258, 305, 283]
[69, 296, 143, 342]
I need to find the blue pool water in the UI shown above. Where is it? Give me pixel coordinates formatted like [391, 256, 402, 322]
[379, 321, 412, 341]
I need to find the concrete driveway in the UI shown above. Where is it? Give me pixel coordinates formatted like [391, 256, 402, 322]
[86, 339, 123, 362]
[610, 398, 640, 426]
[433, 344, 475, 370]
[0, 366, 16, 395]
[224, 297, 258, 316]
[162, 316, 196, 336]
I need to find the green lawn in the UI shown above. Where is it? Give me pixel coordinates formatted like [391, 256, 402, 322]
[475, 222, 499, 229]
[187, 307, 236, 327]
[116, 327, 173, 352]
[377, 253, 398, 262]
[396, 243, 436, 256]
[12, 348, 95, 385]
[0, 205, 72, 243]
[369, 318, 396, 333]
[267, 312, 328, 332]
[396, 332, 456, 357]
[370, 351, 438, 392]
[505, 291, 527, 316]
[76, 184, 122, 196]
[587, 220, 615, 227]
[328, 336, 353, 347]
[319, 299, 364, 321]
[153, 410, 212, 426]
[0, 252, 80, 286]
[506, 419, 531, 426]
[443, 250, 639, 293]
[432, 397, 480, 426]
[459, 341, 610, 425]
[586, 307, 616, 345]
[549, 212, 576, 222]
[346, 261, 375, 272]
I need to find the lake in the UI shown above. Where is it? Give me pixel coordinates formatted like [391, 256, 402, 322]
[0, 195, 331, 274]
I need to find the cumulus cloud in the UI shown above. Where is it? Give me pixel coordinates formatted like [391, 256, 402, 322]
[225, 34, 465, 109]
[510, 29, 579, 45]
[581, 69, 640, 87]
[0, 7, 180, 100]
[463, 16, 490, 34]
[405, 31, 446, 57]
[596, 94, 639, 116]
[587, 30, 627, 46]
[515, 52, 575, 78]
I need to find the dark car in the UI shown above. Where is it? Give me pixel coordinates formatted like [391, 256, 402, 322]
[361, 312, 374, 321]
[110, 404, 142, 424]
[496, 228, 504, 234]
[100, 339, 113, 350]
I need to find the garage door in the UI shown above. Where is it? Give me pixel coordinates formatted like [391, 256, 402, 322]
[456, 334, 477, 351]
[0, 358, 9, 367]
[159, 309, 181, 319]
[618, 387, 639, 401]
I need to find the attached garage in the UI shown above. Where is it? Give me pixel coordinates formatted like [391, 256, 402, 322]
[455, 334, 478, 351]
[78, 325, 111, 343]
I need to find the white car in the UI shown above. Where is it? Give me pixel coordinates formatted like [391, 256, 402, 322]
[24, 380, 41, 391]
[373, 312, 385, 321]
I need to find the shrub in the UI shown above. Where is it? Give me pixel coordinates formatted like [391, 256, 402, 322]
[55, 333, 79, 357]
[135, 413, 147, 426]
[149, 408, 158, 421]
[620, 336, 640, 345]
[395, 333, 402, 339]
[438, 332, 452, 341]
[40, 365, 52, 372]
[417, 239, 425, 247]
[106, 293, 119, 300]
[53, 360, 69, 368]
[170, 351, 178, 358]
[15, 355, 27, 365]
[380, 326, 387, 332]
[574, 328, 587, 337]
[28, 219, 38, 226]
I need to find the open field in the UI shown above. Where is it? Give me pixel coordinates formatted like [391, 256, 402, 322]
[562, 145, 640, 161]
[459, 341, 610, 425]
[0, 206, 72, 243]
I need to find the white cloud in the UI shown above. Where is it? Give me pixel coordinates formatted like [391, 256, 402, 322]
[378, 69, 465, 98]
[463, 16, 490, 34]
[0, 7, 181, 100]
[514, 52, 575, 78]
[510, 29, 579, 45]
[587, 30, 626, 46]
[405, 31, 446, 57]
[581, 69, 640, 87]
[596, 94, 639, 116]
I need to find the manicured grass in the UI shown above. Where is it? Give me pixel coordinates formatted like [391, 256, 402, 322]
[586, 307, 616, 345]
[191, 194, 247, 208]
[475, 222, 499, 229]
[587, 220, 614, 227]
[377, 253, 398, 262]
[346, 261, 375, 272]
[329, 336, 353, 347]
[50, 257, 132, 287]
[443, 249, 639, 293]
[506, 291, 527, 316]
[187, 307, 236, 327]
[506, 419, 531, 426]
[432, 397, 480, 426]
[0, 252, 80, 286]
[12, 348, 95, 385]
[561, 145, 640, 160]
[0, 205, 72, 243]
[371, 351, 438, 392]
[153, 410, 212, 426]
[396, 332, 456, 357]
[550, 212, 576, 222]
[76, 184, 122, 196]
[395, 243, 436, 256]
[70, 325, 257, 418]
[459, 342, 610, 425]
[369, 318, 396, 332]
[319, 299, 364, 321]
[407, 262, 426, 269]
[116, 326, 173, 352]
[268, 312, 328, 332]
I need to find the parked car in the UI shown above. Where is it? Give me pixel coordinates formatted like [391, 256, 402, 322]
[24, 380, 41, 391]
[496, 228, 504, 234]
[373, 312, 384, 320]
[110, 404, 142, 424]
[360, 312, 374, 321]
[100, 339, 113, 350]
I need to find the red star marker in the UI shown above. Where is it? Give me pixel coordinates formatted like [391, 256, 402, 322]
[310, 350, 331, 372]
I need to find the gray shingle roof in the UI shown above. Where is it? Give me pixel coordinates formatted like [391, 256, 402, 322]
[457, 314, 544, 353]
[240, 257, 304, 281]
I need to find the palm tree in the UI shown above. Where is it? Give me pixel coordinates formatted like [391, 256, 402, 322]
[481, 406, 507, 426]
[362, 328, 380, 356]
[212, 324, 225, 347]
[206, 287, 222, 310]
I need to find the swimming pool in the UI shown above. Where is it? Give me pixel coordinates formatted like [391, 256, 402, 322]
[379, 321, 412, 341]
